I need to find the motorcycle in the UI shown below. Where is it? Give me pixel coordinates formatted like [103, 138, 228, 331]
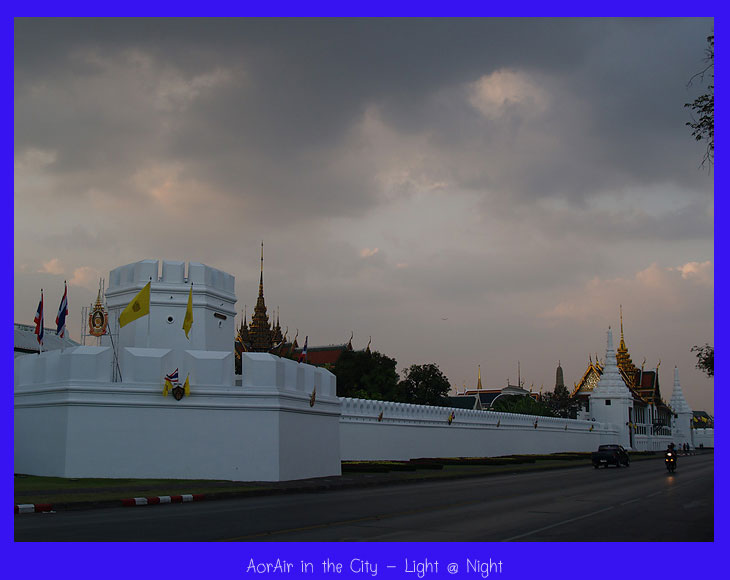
[665, 450, 677, 473]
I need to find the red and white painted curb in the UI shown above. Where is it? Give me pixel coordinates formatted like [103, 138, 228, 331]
[15, 503, 53, 514]
[122, 494, 205, 507]
[16, 494, 205, 513]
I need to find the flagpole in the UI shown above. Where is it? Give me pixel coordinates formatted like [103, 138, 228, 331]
[109, 311, 123, 382]
[38, 289, 43, 355]
[60, 280, 66, 353]
[147, 276, 151, 348]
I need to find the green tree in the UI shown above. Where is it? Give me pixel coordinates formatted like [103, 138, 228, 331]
[691, 343, 714, 378]
[399, 363, 452, 406]
[686, 33, 714, 168]
[333, 350, 401, 401]
[541, 383, 579, 419]
[490, 395, 556, 417]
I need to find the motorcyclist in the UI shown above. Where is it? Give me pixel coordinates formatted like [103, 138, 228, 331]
[665, 443, 677, 469]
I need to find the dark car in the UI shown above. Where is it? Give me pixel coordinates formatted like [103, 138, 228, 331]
[591, 444, 630, 468]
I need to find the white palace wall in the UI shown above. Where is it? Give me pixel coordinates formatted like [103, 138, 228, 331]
[693, 428, 714, 448]
[339, 398, 615, 461]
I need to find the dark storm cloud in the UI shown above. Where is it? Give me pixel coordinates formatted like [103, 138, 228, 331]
[16, 17, 712, 227]
[14, 18, 715, 247]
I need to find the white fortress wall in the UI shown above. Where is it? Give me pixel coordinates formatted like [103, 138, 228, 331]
[14, 352, 341, 481]
[339, 398, 616, 461]
[632, 434, 675, 452]
[693, 428, 714, 448]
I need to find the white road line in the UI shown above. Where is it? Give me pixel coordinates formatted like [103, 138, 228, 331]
[503, 506, 615, 541]
[620, 498, 640, 506]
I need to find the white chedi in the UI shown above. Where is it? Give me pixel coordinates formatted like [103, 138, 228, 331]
[670, 366, 692, 415]
[591, 327, 633, 399]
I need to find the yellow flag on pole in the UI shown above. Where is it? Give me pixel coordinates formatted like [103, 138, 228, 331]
[163, 379, 174, 397]
[183, 284, 193, 339]
[119, 282, 151, 328]
[183, 374, 190, 397]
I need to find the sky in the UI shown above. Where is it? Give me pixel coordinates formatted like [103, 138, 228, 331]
[13, 17, 714, 413]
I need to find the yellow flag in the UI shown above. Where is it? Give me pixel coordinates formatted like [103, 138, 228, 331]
[183, 284, 193, 339]
[183, 374, 190, 396]
[163, 379, 173, 397]
[119, 282, 151, 328]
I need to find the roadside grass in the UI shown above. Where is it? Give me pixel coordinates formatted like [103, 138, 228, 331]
[14, 452, 665, 506]
[13, 475, 269, 505]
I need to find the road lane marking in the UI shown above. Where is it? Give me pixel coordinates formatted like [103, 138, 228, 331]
[502, 506, 615, 541]
[620, 498, 640, 506]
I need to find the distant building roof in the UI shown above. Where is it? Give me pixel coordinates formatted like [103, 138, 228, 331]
[14, 323, 80, 356]
[446, 395, 481, 410]
[456, 383, 535, 409]
[300, 345, 348, 366]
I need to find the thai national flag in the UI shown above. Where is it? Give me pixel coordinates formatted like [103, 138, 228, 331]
[165, 368, 180, 386]
[56, 282, 68, 337]
[34, 291, 44, 346]
[298, 336, 308, 364]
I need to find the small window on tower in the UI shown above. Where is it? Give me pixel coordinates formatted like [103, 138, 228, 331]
[605, 400, 612, 406]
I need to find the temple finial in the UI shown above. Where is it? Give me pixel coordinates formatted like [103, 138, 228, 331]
[620, 304, 624, 339]
[259, 241, 264, 295]
[477, 365, 482, 390]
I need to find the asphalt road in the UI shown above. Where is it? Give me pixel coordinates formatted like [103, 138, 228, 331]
[14, 453, 713, 542]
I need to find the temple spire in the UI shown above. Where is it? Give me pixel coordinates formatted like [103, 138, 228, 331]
[615, 306, 637, 386]
[249, 242, 272, 351]
[477, 365, 482, 390]
[555, 360, 565, 392]
[620, 304, 624, 341]
[259, 241, 264, 297]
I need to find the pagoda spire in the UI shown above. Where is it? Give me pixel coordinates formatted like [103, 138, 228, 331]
[259, 240, 264, 298]
[555, 360, 565, 392]
[249, 241, 273, 351]
[615, 305, 638, 386]
[477, 365, 482, 390]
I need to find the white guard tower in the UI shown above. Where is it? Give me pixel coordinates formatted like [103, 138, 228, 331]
[104, 260, 236, 386]
[590, 327, 634, 449]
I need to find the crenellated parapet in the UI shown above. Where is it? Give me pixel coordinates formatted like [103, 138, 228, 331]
[340, 397, 597, 431]
[339, 396, 614, 461]
[240, 352, 337, 400]
[108, 259, 234, 294]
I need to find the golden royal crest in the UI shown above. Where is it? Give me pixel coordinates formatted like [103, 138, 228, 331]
[88, 290, 108, 337]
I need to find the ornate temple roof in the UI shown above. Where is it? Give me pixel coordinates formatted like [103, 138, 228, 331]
[571, 309, 669, 409]
[570, 356, 604, 397]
